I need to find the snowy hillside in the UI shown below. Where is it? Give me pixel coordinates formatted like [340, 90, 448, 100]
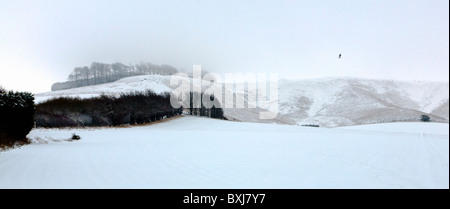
[35, 75, 449, 127]
[35, 75, 173, 103]
[0, 117, 448, 189]
[277, 78, 449, 126]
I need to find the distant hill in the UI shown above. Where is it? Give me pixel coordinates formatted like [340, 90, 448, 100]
[276, 78, 449, 127]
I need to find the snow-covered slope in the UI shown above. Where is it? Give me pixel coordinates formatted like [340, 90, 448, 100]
[35, 75, 172, 103]
[35, 75, 449, 127]
[277, 78, 449, 126]
[0, 117, 448, 189]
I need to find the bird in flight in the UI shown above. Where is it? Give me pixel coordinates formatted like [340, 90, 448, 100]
[338, 54, 342, 59]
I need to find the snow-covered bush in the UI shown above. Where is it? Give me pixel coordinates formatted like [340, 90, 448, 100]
[0, 89, 35, 145]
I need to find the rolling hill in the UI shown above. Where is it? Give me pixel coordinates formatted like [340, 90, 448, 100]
[35, 75, 449, 127]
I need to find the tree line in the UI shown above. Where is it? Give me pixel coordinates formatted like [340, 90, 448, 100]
[36, 91, 181, 127]
[35, 90, 225, 128]
[1, 85, 227, 147]
[185, 91, 225, 119]
[52, 62, 179, 91]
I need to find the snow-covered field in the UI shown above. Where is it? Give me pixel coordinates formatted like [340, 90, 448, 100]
[0, 117, 448, 189]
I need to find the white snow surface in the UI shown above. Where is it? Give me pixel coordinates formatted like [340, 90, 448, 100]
[0, 117, 448, 189]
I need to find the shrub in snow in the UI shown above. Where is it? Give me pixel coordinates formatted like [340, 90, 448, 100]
[0, 89, 35, 145]
[420, 115, 430, 122]
[35, 91, 184, 127]
[71, 133, 81, 140]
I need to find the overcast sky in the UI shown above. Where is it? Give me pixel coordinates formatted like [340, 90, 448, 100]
[0, 0, 448, 92]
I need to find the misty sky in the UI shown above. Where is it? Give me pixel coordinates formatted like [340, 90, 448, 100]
[0, 0, 448, 92]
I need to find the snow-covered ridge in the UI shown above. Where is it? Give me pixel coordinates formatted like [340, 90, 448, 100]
[277, 78, 449, 126]
[36, 75, 173, 103]
[36, 75, 449, 127]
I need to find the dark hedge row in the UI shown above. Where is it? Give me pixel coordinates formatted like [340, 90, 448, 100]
[0, 88, 35, 145]
[35, 91, 182, 127]
[52, 62, 179, 91]
[35, 91, 226, 128]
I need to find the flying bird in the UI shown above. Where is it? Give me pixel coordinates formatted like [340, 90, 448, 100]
[338, 54, 342, 59]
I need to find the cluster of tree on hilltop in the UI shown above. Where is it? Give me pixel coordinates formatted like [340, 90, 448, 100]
[0, 87, 35, 147]
[1, 85, 227, 147]
[52, 62, 179, 91]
